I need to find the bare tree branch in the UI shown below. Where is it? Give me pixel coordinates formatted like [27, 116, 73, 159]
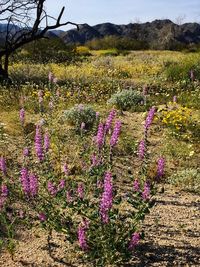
[0, 0, 78, 79]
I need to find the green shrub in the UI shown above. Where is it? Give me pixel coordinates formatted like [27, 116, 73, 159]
[168, 168, 200, 194]
[76, 46, 91, 56]
[165, 56, 200, 82]
[63, 104, 97, 130]
[107, 89, 144, 111]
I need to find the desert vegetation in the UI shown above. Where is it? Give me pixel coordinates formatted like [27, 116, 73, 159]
[0, 2, 200, 266]
[0, 47, 199, 266]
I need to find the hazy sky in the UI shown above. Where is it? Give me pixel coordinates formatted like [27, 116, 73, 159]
[46, 0, 200, 28]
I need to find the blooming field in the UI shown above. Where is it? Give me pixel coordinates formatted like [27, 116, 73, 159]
[0, 50, 200, 266]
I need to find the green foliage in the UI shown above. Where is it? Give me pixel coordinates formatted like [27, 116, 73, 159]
[108, 89, 144, 111]
[168, 168, 200, 194]
[14, 38, 76, 64]
[76, 46, 91, 56]
[63, 104, 97, 131]
[165, 55, 200, 82]
[86, 35, 149, 51]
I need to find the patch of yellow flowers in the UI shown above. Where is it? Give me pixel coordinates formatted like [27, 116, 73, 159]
[158, 102, 192, 132]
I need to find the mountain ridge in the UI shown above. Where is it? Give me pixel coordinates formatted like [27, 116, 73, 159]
[1, 20, 200, 49]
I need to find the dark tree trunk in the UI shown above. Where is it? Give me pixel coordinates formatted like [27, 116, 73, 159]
[0, 56, 11, 83]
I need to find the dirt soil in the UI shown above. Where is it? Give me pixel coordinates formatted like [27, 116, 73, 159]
[0, 185, 199, 267]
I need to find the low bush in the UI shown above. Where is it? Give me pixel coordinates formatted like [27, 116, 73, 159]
[108, 89, 144, 111]
[63, 104, 97, 131]
[168, 168, 200, 194]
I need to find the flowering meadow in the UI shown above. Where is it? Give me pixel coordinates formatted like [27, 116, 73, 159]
[0, 50, 200, 266]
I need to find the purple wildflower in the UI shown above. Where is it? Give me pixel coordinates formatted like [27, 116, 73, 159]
[44, 131, 50, 152]
[77, 183, 84, 199]
[142, 182, 150, 200]
[91, 153, 101, 168]
[63, 163, 69, 175]
[190, 69, 194, 82]
[66, 190, 73, 203]
[48, 72, 53, 82]
[53, 77, 58, 84]
[23, 147, 29, 157]
[96, 123, 104, 149]
[110, 120, 122, 147]
[133, 179, 140, 192]
[58, 179, 65, 190]
[138, 139, 146, 160]
[47, 181, 57, 196]
[173, 96, 177, 103]
[0, 157, 6, 175]
[35, 125, 43, 161]
[96, 112, 100, 119]
[100, 171, 113, 224]
[38, 90, 43, 104]
[143, 85, 148, 96]
[144, 107, 156, 131]
[29, 173, 38, 197]
[19, 108, 25, 125]
[81, 122, 85, 131]
[39, 213, 47, 222]
[105, 109, 116, 133]
[49, 101, 54, 109]
[78, 221, 88, 251]
[157, 157, 165, 178]
[20, 168, 30, 195]
[1, 184, 8, 198]
[129, 232, 140, 250]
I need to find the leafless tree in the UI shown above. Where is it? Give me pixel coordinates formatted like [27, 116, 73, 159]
[175, 14, 186, 25]
[0, 0, 78, 80]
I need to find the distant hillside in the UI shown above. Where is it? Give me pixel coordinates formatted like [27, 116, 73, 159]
[1, 20, 200, 50]
[61, 20, 200, 49]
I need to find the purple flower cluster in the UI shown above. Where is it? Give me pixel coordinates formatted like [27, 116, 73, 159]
[78, 220, 89, 250]
[49, 101, 54, 109]
[142, 85, 148, 96]
[129, 232, 140, 250]
[144, 107, 156, 131]
[23, 147, 29, 157]
[91, 153, 101, 168]
[63, 163, 69, 175]
[29, 173, 38, 197]
[110, 120, 122, 147]
[133, 179, 140, 192]
[80, 122, 85, 131]
[20, 168, 38, 197]
[66, 190, 73, 203]
[96, 123, 104, 149]
[77, 183, 84, 199]
[19, 108, 25, 125]
[157, 157, 165, 178]
[35, 125, 44, 161]
[0, 156, 6, 175]
[190, 69, 194, 82]
[58, 179, 66, 190]
[47, 181, 57, 196]
[142, 182, 150, 200]
[100, 171, 113, 224]
[173, 96, 177, 103]
[0, 184, 8, 210]
[38, 90, 43, 104]
[38, 212, 47, 222]
[138, 139, 146, 160]
[105, 109, 116, 133]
